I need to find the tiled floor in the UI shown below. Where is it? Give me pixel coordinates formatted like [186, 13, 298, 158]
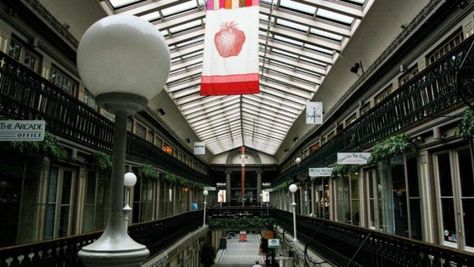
[214, 234, 265, 267]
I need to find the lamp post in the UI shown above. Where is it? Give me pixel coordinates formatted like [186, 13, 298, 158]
[77, 14, 170, 267]
[203, 189, 209, 227]
[289, 184, 298, 242]
[123, 172, 137, 225]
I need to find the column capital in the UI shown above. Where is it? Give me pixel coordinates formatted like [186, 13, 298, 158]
[225, 170, 232, 175]
[256, 169, 263, 175]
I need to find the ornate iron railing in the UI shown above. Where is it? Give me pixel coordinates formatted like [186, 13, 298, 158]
[277, 34, 474, 185]
[272, 209, 474, 267]
[0, 51, 210, 184]
[0, 211, 203, 267]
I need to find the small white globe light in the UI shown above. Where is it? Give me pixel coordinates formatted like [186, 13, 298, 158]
[289, 184, 298, 193]
[124, 172, 137, 187]
[77, 14, 170, 101]
[203, 190, 209, 196]
[295, 157, 301, 164]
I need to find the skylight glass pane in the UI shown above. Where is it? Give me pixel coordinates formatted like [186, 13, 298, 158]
[279, 0, 316, 14]
[271, 48, 296, 58]
[170, 20, 202, 33]
[317, 9, 354, 25]
[303, 43, 334, 55]
[310, 28, 343, 41]
[109, 0, 140, 8]
[273, 35, 303, 47]
[162, 1, 197, 17]
[276, 19, 308, 32]
[140, 11, 160, 21]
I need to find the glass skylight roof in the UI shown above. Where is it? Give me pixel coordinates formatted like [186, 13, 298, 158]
[104, 0, 373, 155]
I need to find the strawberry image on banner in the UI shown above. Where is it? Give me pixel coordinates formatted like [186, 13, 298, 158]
[201, 0, 259, 95]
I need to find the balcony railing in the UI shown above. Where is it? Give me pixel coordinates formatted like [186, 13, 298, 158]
[0, 211, 202, 267]
[277, 35, 474, 184]
[271, 209, 474, 267]
[0, 52, 210, 184]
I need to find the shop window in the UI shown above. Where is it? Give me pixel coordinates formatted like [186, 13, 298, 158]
[374, 84, 393, 105]
[359, 102, 371, 116]
[81, 89, 97, 110]
[314, 178, 330, 219]
[135, 122, 146, 139]
[434, 147, 474, 251]
[154, 135, 162, 147]
[345, 112, 357, 127]
[327, 130, 334, 140]
[399, 64, 419, 86]
[309, 142, 320, 153]
[82, 172, 97, 233]
[427, 28, 464, 65]
[368, 156, 422, 239]
[8, 35, 41, 73]
[127, 117, 133, 132]
[43, 167, 76, 239]
[50, 65, 78, 97]
[163, 143, 174, 155]
[146, 129, 154, 143]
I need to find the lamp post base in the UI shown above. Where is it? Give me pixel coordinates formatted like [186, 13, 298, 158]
[78, 247, 149, 267]
[78, 212, 150, 267]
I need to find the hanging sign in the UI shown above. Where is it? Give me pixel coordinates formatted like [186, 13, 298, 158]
[306, 102, 323, 124]
[262, 190, 270, 202]
[194, 142, 205, 155]
[0, 120, 45, 141]
[337, 152, 371, 165]
[309, 168, 333, 177]
[218, 190, 226, 203]
[268, 239, 280, 248]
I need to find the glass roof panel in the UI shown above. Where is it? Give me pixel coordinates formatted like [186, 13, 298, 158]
[317, 9, 354, 25]
[109, 0, 140, 8]
[279, 0, 316, 15]
[105, 0, 372, 155]
[161, 1, 198, 17]
[141, 11, 160, 22]
[276, 19, 309, 32]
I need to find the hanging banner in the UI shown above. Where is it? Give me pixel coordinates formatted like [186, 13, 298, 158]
[201, 0, 259, 95]
[337, 152, 371, 165]
[306, 102, 323, 124]
[309, 168, 333, 177]
[194, 142, 206, 155]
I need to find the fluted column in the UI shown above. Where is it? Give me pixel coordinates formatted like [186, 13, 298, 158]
[225, 170, 231, 205]
[256, 170, 262, 203]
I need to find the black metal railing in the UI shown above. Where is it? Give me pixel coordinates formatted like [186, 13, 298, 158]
[277, 35, 474, 185]
[272, 209, 474, 267]
[0, 52, 210, 184]
[0, 211, 203, 267]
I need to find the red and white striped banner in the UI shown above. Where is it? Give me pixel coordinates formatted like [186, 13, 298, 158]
[200, 0, 259, 95]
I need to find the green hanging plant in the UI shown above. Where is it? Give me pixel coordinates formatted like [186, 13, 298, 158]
[458, 108, 474, 139]
[331, 164, 358, 177]
[138, 164, 159, 180]
[164, 172, 177, 184]
[370, 133, 416, 162]
[2, 132, 66, 159]
[93, 151, 112, 171]
[209, 217, 275, 230]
